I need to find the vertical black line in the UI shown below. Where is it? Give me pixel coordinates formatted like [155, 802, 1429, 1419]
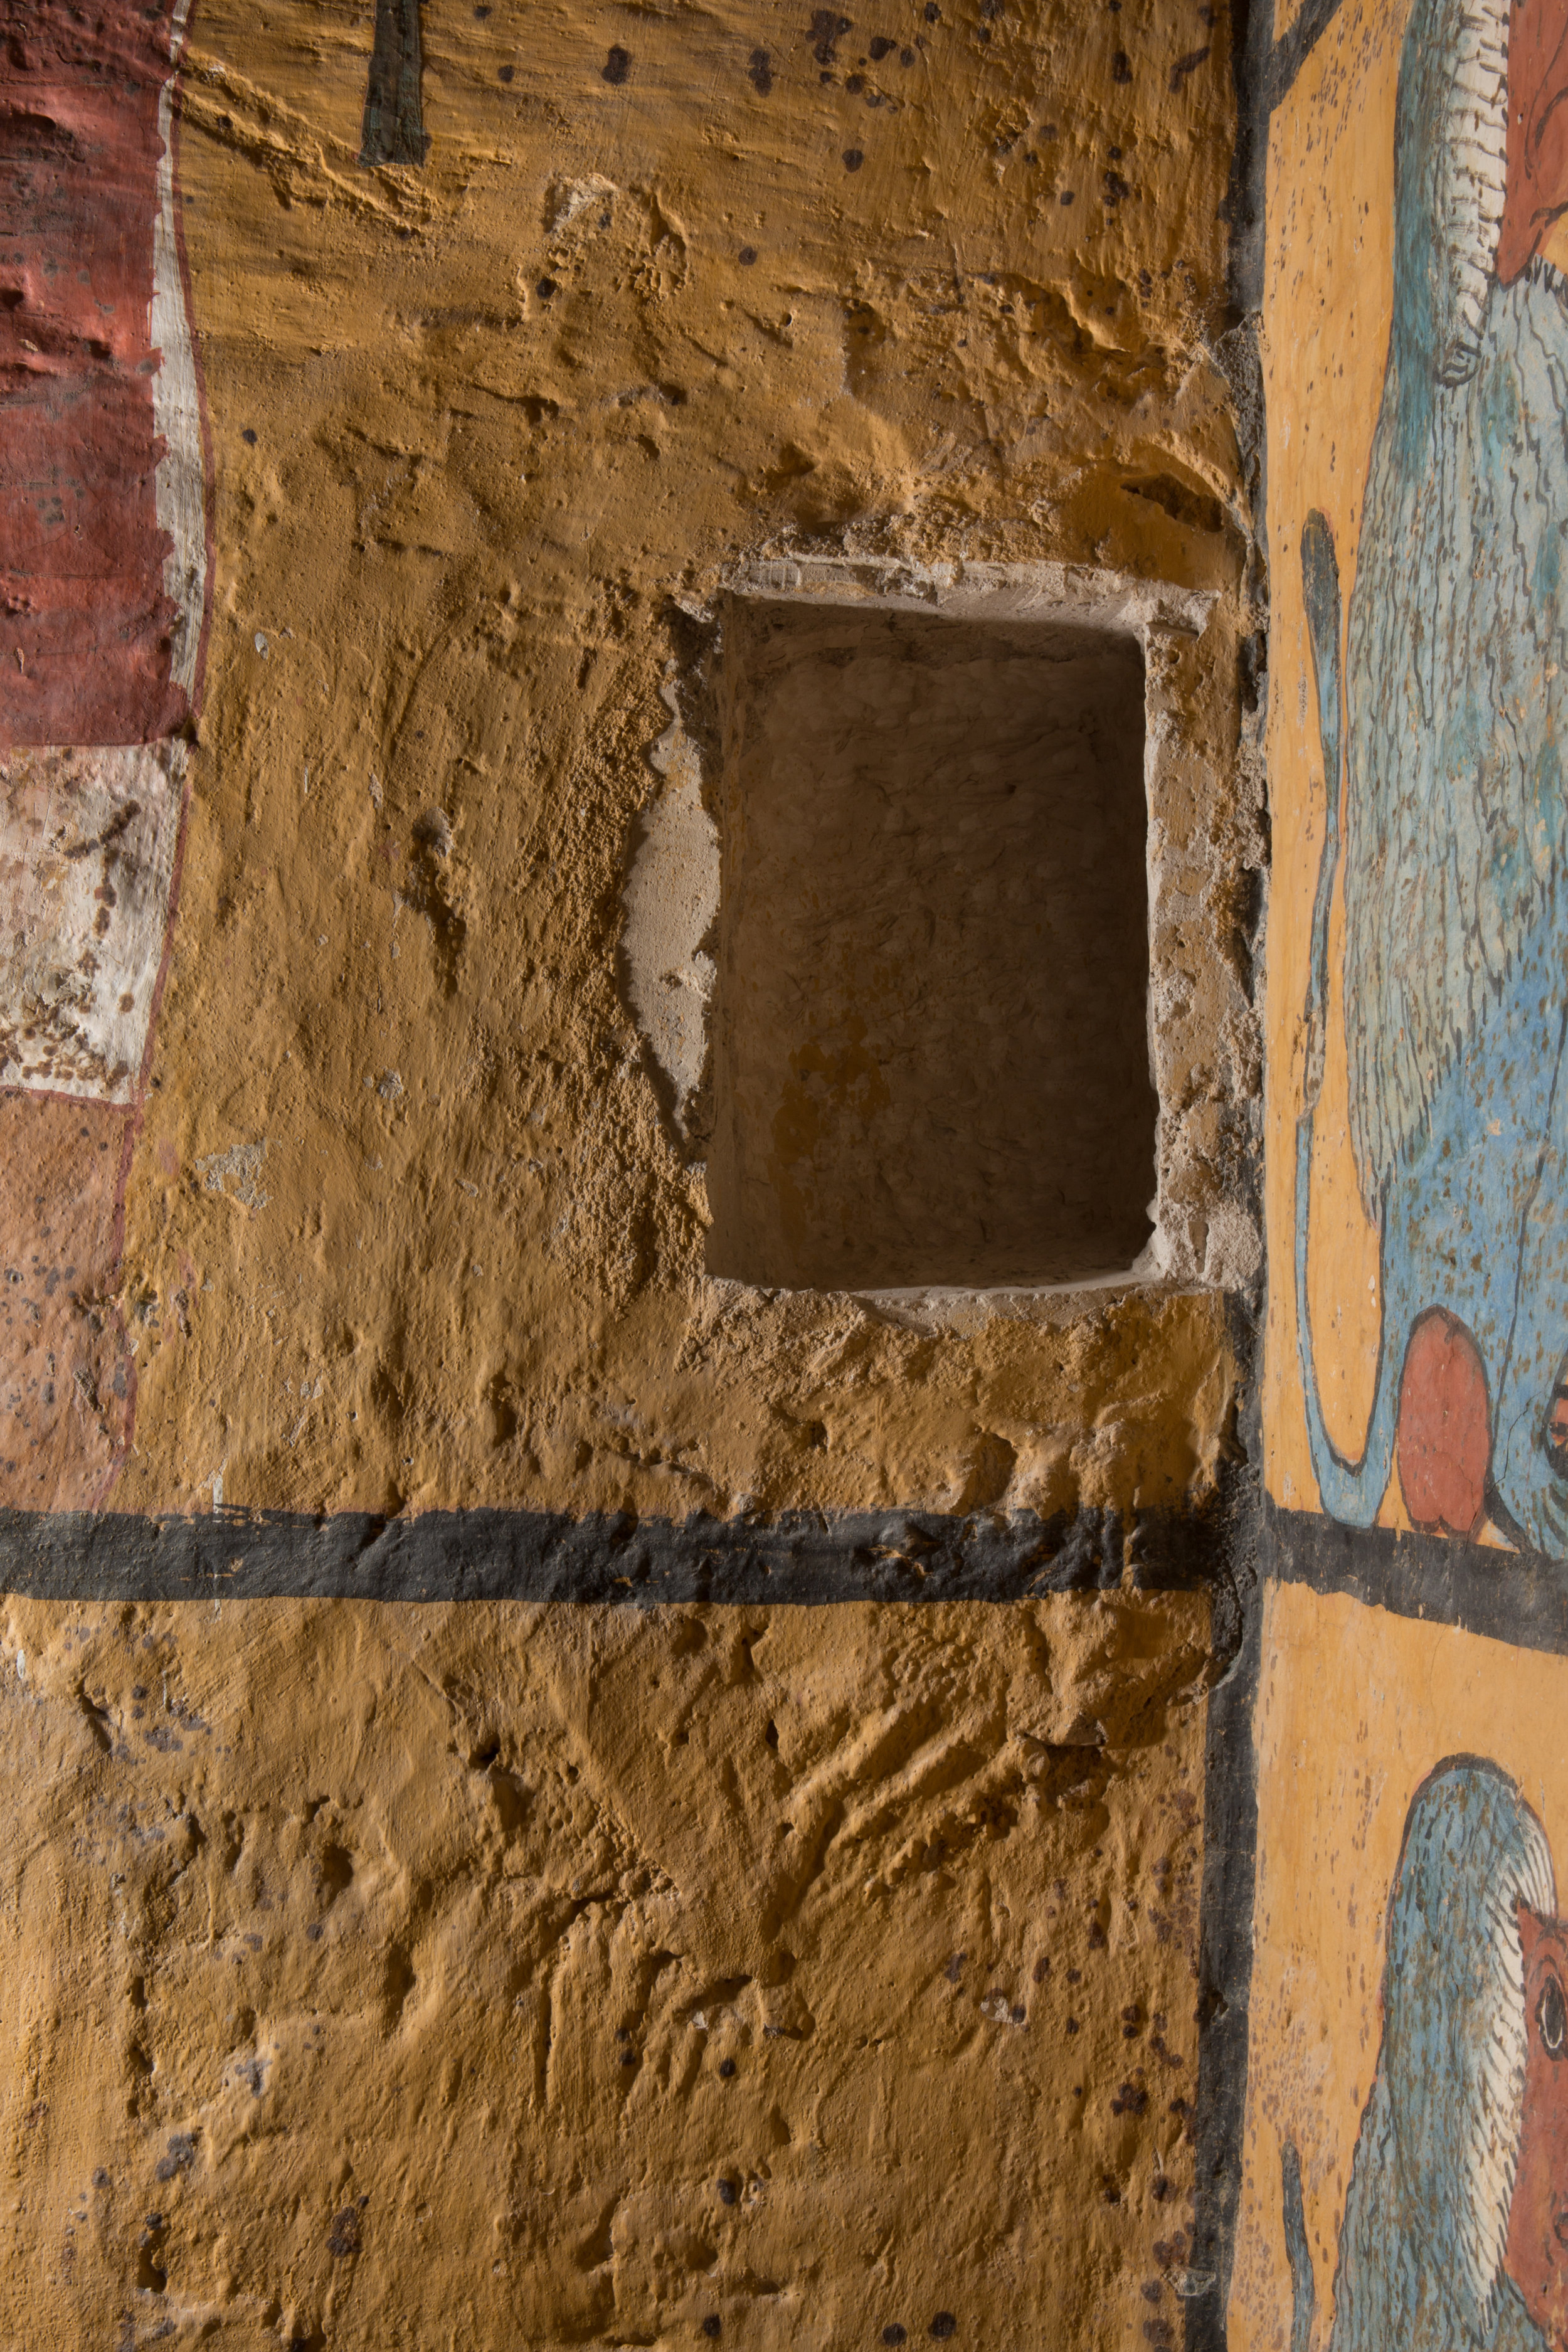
[1227, 0, 1360, 315]
[1185, 1551, 1263, 2352]
[360, 0, 429, 169]
[1224, 0, 1273, 317]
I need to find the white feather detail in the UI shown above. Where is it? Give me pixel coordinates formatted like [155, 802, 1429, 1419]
[1433, 0, 1510, 382]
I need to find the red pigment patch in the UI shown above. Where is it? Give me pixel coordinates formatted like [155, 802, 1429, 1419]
[0, 1094, 133, 1508]
[1396, 1306, 1491, 1537]
[0, 2, 188, 745]
[1505, 1903, 1568, 2341]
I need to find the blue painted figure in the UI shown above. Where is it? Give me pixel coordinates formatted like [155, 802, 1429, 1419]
[1296, 0, 1568, 1550]
[1285, 1759, 1568, 2351]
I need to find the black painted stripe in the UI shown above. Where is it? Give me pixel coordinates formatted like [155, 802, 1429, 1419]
[0, 1497, 1236, 1605]
[359, 0, 429, 168]
[1263, 0, 1349, 112]
[1185, 1499, 1263, 2351]
[1228, 0, 1352, 314]
[1266, 1502, 1568, 1655]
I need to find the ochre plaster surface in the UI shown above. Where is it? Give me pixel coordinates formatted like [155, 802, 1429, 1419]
[0, 0, 1258, 1518]
[0, 1589, 1212, 2347]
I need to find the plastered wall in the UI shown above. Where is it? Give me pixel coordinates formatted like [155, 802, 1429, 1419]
[0, 1590, 1214, 2347]
[0, 3, 1263, 2344]
[0, 0, 1261, 1524]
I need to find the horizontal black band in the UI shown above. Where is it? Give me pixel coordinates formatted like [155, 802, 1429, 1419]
[0, 1495, 1240, 1607]
[1266, 1500, 1568, 1656]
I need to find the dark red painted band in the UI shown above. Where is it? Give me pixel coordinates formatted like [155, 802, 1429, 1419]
[0, 1, 189, 746]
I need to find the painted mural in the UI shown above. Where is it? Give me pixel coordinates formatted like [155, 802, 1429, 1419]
[0, 1, 1271, 2343]
[1270, 0, 1568, 1552]
[0, 0, 210, 1504]
[1227, 1583, 1568, 2349]
[1288, 1759, 1565, 2351]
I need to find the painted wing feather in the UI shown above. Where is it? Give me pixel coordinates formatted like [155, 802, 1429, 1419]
[1342, 267, 1568, 1211]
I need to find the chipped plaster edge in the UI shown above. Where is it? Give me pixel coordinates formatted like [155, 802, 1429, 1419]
[723, 553, 1217, 638]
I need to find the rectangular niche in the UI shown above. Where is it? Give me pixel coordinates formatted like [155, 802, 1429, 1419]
[706, 593, 1159, 1293]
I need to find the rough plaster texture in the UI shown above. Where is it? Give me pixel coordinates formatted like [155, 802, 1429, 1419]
[0, 6, 1263, 2342]
[706, 600, 1156, 1292]
[0, 1589, 1214, 2349]
[0, 0, 1263, 1521]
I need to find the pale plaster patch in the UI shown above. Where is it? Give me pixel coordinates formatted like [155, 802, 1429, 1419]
[621, 675, 719, 1131]
[544, 172, 618, 235]
[198, 1142, 268, 1209]
[0, 742, 185, 1101]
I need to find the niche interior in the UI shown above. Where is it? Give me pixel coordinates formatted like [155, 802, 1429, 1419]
[706, 595, 1157, 1293]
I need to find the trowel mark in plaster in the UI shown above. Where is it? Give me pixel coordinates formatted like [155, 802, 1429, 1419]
[622, 675, 719, 1129]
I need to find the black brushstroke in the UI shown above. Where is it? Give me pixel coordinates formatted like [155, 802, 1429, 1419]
[360, 0, 429, 168]
[1189, 1468, 1259, 2333]
[1223, 0, 1269, 315]
[1228, 0, 1355, 315]
[1264, 0, 1350, 113]
[0, 1493, 1241, 1606]
[1267, 1502, 1568, 1653]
